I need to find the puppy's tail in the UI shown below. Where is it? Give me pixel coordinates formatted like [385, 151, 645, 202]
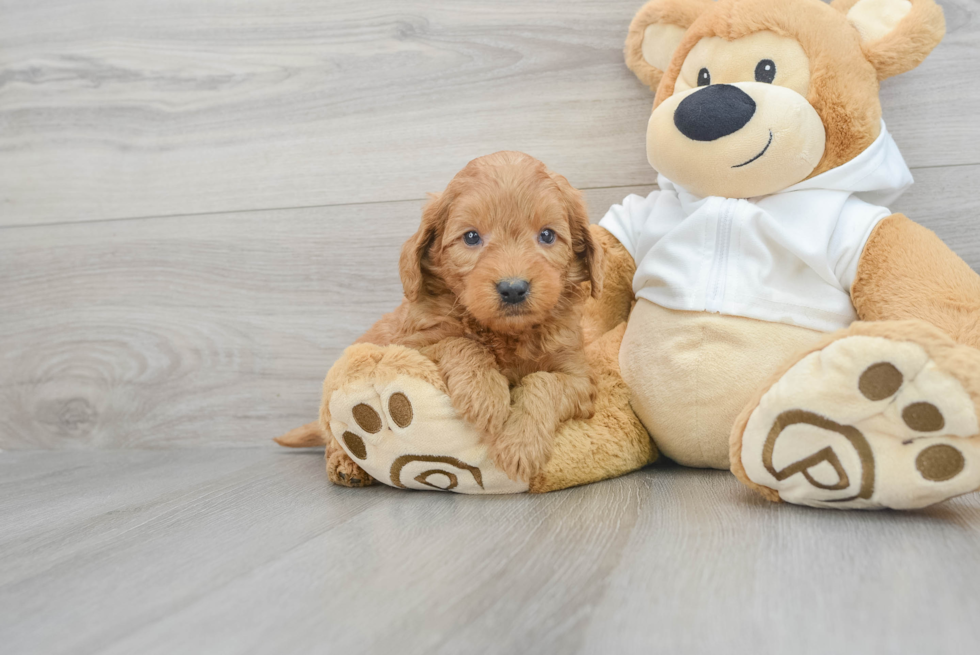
[274, 421, 327, 447]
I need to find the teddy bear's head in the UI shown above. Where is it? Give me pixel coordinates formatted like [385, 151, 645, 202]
[625, 0, 944, 198]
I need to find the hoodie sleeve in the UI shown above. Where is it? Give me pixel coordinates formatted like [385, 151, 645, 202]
[597, 192, 659, 260]
[830, 197, 893, 295]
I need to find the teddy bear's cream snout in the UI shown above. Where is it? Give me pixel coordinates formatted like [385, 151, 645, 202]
[647, 81, 826, 199]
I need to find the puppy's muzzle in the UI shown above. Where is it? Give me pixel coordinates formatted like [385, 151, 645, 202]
[497, 278, 530, 305]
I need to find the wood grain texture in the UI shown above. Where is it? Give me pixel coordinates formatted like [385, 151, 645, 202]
[892, 163, 980, 260]
[1, 450, 979, 655]
[1, 0, 978, 226]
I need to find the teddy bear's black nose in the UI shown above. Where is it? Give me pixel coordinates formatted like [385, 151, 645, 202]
[673, 84, 757, 142]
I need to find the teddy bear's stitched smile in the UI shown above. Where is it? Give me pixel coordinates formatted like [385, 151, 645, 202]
[732, 130, 773, 168]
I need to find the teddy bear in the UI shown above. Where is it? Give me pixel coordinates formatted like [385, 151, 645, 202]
[609, 0, 980, 509]
[281, 0, 980, 509]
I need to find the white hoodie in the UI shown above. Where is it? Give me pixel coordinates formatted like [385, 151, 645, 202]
[598, 120, 913, 333]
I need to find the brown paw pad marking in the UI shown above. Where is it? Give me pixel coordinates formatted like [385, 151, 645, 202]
[388, 392, 413, 428]
[764, 409, 875, 501]
[916, 444, 965, 481]
[390, 455, 484, 491]
[859, 363, 947, 433]
[414, 470, 458, 491]
[902, 402, 945, 432]
[342, 431, 367, 460]
[858, 362, 903, 401]
[352, 403, 382, 433]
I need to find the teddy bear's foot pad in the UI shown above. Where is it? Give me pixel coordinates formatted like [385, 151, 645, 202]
[739, 334, 980, 509]
[329, 373, 529, 494]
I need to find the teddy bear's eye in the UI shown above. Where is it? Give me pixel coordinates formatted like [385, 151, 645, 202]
[697, 67, 711, 87]
[463, 230, 482, 246]
[755, 59, 776, 84]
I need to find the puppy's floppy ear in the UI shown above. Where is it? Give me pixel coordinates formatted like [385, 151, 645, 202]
[833, 0, 945, 80]
[399, 192, 447, 302]
[625, 0, 713, 91]
[552, 173, 603, 300]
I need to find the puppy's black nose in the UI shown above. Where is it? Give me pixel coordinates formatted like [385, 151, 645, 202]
[497, 278, 530, 305]
[673, 84, 756, 142]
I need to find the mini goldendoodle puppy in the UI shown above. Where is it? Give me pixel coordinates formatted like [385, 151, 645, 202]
[279, 151, 603, 484]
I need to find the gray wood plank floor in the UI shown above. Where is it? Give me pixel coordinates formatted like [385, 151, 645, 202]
[3, 1, 980, 652]
[1, 0, 979, 226]
[2, 451, 979, 655]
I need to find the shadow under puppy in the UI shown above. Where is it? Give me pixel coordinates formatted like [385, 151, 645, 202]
[279, 151, 603, 485]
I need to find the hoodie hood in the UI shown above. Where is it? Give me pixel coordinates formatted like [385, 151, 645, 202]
[781, 120, 913, 206]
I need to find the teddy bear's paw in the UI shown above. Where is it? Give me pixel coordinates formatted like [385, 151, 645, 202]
[737, 333, 980, 509]
[328, 371, 529, 494]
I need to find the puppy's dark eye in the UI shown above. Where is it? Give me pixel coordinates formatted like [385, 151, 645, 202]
[697, 68, 710, 87]
[463, 230, 482, 246]
[538, 228, 556, 245]
[755, 59, 776, 84]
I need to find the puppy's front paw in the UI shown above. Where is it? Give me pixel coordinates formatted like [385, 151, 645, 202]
[487, 414, 554, 482]
[327, 448, 374, 488]
[455, 382, 511, 437]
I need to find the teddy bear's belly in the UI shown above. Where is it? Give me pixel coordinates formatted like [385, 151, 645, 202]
[620, 299, 824, 469]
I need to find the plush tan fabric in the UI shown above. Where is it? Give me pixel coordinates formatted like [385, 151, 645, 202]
[673, 30, 813, 96]
[641, 23, 688, 75]
[730, 320, 980, 508]
[647, 0, 885, 178]
[846, 0, 912, 42]
[852, 214, 980, 349]
[629, 0, 946, 184]
[620, 300, 822, 469]
[625, 0, 715, 91]
[833, 0, 945, 80]
[646, 79, 827, 198]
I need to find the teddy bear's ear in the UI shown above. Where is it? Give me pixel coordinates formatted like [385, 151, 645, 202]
[832, 0, 945, 80]
[625, 0, 714, 91]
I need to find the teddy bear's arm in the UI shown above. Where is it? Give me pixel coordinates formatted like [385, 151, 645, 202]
[852, 213, 980, 349]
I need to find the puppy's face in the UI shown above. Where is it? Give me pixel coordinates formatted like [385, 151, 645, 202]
[400, 152, 601, 335]
[442, 177, 574, 333]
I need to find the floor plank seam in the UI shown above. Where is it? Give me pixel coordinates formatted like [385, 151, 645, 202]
[3, 162, 975, 231]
